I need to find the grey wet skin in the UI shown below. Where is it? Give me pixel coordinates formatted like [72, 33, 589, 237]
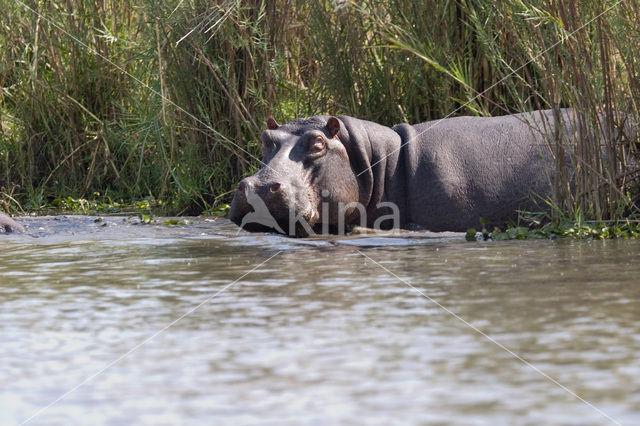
[0, 212, 25, 233]
[229, 110, 575, 235]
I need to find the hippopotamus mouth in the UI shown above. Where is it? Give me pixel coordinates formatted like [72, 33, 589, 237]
[228, 176, 322, 237]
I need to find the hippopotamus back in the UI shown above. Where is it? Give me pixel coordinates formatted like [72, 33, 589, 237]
[395, 109, 574, 231]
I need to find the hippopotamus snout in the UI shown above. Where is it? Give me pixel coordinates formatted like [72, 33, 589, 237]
[237, 177, 282, 199]
[228, 173, 318, 236]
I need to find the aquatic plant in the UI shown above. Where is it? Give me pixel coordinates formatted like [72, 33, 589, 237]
[479, 209, 640, 240]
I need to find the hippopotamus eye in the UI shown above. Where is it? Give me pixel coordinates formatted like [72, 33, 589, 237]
[261, 137, 275, 152]
[309, 135, 326, 154]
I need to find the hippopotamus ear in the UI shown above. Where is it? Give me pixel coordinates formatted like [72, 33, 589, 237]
[326, 117, 341, 138]
[266, 117, 279, 130]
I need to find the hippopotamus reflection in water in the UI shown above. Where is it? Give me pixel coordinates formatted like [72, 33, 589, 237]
[229, 110, 577, 236]
[0, 212, 25, 233]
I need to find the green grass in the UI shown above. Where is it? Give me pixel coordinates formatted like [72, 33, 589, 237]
[1, 1, 640, 229]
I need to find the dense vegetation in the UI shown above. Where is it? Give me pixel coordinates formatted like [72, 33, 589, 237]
[1, 1, 639, 224]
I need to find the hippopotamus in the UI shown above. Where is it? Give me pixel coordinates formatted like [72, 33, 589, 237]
[0, 212, 25, 233]
[229, 109, 576, 236]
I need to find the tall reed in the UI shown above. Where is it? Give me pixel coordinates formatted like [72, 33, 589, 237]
[1, 0, 639, 219]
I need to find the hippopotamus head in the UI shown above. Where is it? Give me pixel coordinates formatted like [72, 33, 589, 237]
[228, 116, 361, 236]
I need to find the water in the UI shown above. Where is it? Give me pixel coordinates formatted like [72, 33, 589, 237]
[1, 216, 639, 425]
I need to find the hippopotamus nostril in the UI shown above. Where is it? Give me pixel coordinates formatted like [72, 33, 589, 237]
[269, 183, 281, 193]
[237, 181, 246, 191]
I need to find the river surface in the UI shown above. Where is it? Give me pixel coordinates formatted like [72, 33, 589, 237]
[1, 215, 639, 425]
